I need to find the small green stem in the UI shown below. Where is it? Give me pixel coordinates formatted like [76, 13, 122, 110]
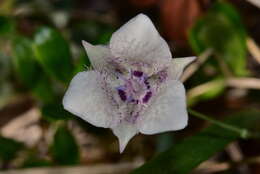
[187, 109, 250, 139]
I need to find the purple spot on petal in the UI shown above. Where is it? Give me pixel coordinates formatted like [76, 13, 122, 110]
[116, 86, 125, 90]
[132, 113, 139, 123]
[133, 71, 143, 77]
[127, 96, 134, 102]
[125, 112, 140, 124]
[158, 70, 168, 82]
[117, 89, 127, 101]
[143, 91, 152, 103]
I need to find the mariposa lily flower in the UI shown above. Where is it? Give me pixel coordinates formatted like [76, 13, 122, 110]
[63, 14, 196, 153]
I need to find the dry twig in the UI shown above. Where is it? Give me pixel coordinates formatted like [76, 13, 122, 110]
[181, 49, 213, 82]
[0, 163, 139, 174]
[226, 142, 250, 174]
[227, 78, 260, 90]
[247, 38, 260, 64]
[0, 108, 42, 147]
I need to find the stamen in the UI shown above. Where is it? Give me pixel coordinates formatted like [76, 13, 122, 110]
[143, 91, 152, 103]
[114, 68, 155, 123]
[117, 89, 127, 101]
[144, 79, 150, 89]
[133, 71, 143, 77]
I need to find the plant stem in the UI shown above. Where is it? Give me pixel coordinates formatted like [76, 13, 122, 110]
[187, 109, 250, 139]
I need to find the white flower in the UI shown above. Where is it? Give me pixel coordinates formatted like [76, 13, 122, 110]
[63, 14, 196, 153]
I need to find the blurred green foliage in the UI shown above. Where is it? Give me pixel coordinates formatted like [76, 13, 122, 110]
[33, 27, 74, 83]
[187, 1, 250, 105]
[0, 136, 24, 162]
[0, 52, 13, 108]
[0, 52, 10, 81]
[41, 103, 74, 122]
[189, 1, 248, 76]
[22, 158, 52, 168]
[12, 36, 42, 88]
[132, 110, 260, 174]
[72, 21, 114, 45]
[30, 75, 56, 103]
[74, 52, 91, 73]
[12, 36, 55, 103]
[22, 150, 52, 168]
[0, 16, 14, 36]
[50, 124, 79, 165]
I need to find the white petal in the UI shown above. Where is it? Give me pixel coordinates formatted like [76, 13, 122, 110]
[112, 122, 138, 153]
[110, 14, 171, 69]
[169, 57, 196, 80]
[138, 80, 188, 134]
[246, 0, 260, 8]
[82, 41, 111, 70]
[63, 71, 113, 128]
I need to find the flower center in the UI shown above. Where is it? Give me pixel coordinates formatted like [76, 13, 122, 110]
[104, 63, 168, 125]
[116, 70, 152, 104]
[113, 69, 159, 124]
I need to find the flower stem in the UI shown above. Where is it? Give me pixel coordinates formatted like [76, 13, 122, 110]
[187, 109, 250, 139]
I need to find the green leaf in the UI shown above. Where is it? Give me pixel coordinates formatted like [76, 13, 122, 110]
[72, 21, 102, 44]
[0, 136, 24, 162]
[0, 16, 14, 36]
[156, 133, 174, 153]
[97, 29, 114, 44]
[0, 82, 13, 109]
[31, 74, 56, 103]
[71, 20, 115, 45]
[41, 103, 74, 122]
[53, 0, 74, 11]
[33, 27, 74, 83]
[74, 51, 91, 73]
[0, 52, 10, 81]
[0, 53, 13, 107]
[50, 124, 79, 165]
[12, 36, 55, 103]
[12, 36, 40, 88]
[22, 158, 52, 168]
[189, 1, 248, 76]
[131, 110, 260, 174]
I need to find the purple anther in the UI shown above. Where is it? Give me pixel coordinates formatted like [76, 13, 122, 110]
[143, 91, 152, 103]
[117, 89, 127, 101]
[144, 79, 150, 89]
[144, 79, 148, 85]
[130, 99, 139, 104]
[133, 71, 143, 77]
